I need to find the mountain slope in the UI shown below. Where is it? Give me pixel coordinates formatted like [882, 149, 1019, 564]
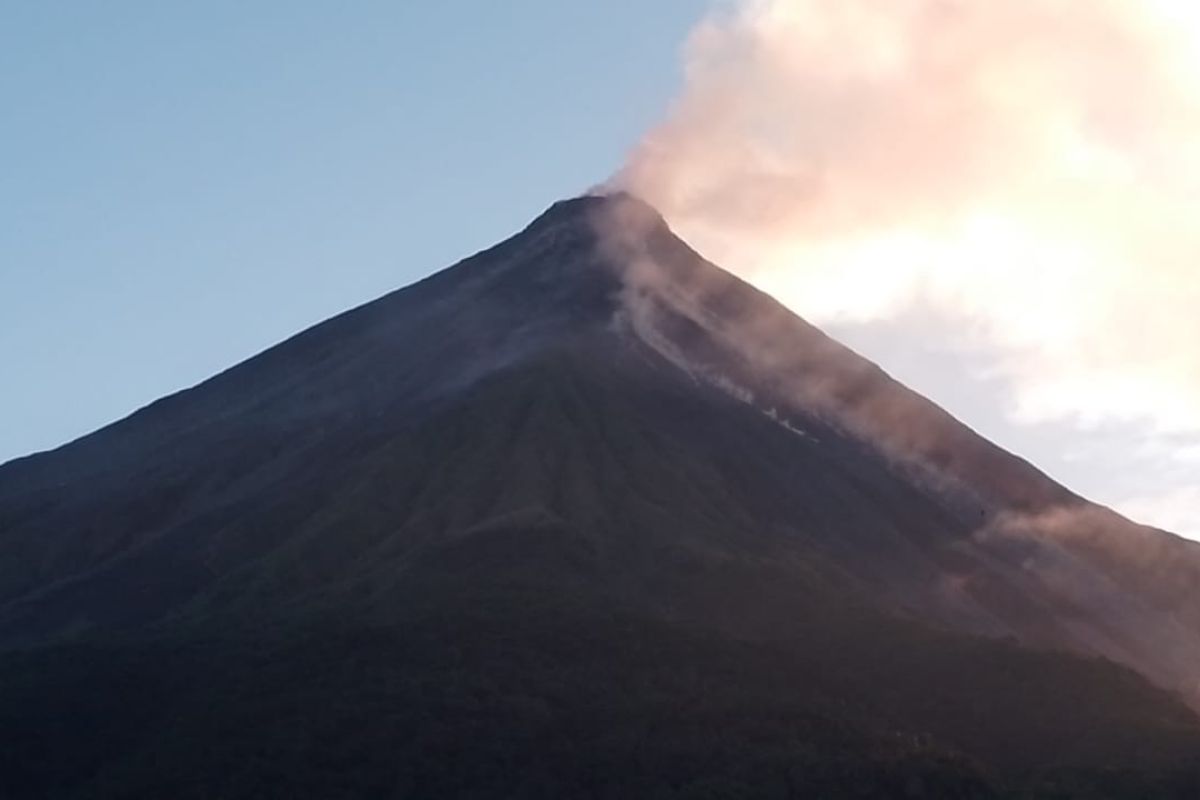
[1, 194, 1199, 798]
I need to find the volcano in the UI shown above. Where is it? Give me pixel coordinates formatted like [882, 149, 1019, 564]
[2, 194, 1199, 798]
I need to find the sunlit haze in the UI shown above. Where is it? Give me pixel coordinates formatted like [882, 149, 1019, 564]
[615, 0, 1200, 538]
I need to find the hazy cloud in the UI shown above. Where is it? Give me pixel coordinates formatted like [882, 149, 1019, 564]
[613, 0, 1200, 535]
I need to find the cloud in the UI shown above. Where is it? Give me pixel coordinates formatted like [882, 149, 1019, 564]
[611, 0, 1200, 534]
[1119, 487, 1200, 537]
[614, 0, 1200, 433]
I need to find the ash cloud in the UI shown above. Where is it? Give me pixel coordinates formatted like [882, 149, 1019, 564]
[610, 0, 1200, 535]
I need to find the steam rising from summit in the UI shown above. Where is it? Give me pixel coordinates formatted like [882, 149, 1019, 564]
[611, 0, 1200, 534]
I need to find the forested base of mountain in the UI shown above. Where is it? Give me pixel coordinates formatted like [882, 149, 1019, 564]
[2, 575, 1197, 799]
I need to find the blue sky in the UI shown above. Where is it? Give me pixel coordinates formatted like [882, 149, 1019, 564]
[1, 1, 703, 460]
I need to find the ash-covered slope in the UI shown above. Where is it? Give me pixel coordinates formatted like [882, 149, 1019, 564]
[590, 195, 1200, 704]
[1, 194, 1199, 798]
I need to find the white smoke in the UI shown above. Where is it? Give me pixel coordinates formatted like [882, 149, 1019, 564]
[613, 0, 1200, 535]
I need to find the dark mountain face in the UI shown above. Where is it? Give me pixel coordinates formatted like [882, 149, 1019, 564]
[2, 194, 1199, 798]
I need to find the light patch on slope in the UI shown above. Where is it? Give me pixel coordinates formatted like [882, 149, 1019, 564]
[614, 298, 816, 443]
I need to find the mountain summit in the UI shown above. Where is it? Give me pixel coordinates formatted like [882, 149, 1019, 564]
[2, 194, 1199, 797]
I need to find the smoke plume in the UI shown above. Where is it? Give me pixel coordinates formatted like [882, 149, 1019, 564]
[611, 0, 1200, 533]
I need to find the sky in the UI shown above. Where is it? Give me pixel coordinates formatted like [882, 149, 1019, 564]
[1, 0, 703, 459]
[3, 1, 1196, 538]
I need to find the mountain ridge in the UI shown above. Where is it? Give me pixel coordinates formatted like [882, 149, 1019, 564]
[1, 193, 1199, 797]
[3, 192, 1199, 686]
